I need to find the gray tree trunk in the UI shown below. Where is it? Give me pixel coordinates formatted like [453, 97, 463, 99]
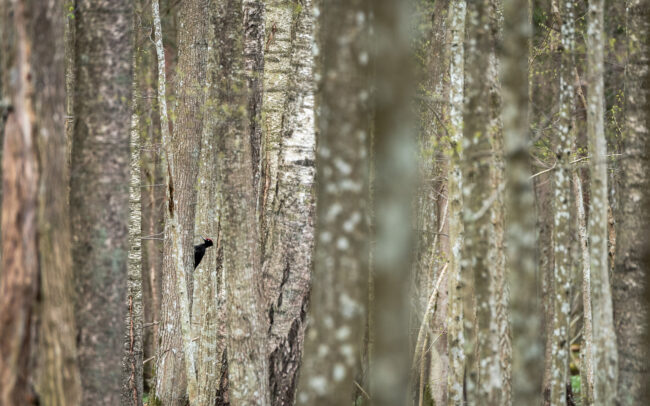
[214, 0, 270, 403]
[69, 1, 133, 404]
[613, 0, 650, 404]
[261, 0, 317, 403]
[587, 1, 619, 403]
[154, 0, 209, 403]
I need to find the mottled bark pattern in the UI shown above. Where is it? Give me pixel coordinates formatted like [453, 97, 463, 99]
[462, 0, 504, 402]
[446, 1, 466, 403]
[262, 0, 317, 404]
[612, 0, 650, 404]
[30, 0, 83, 404]
[295, 0, 371, 403]
[549, 0, 575, 403]
[121, 14, 145, 402]
[69, 1, 133, 404]
[215, 0, 270, 403]
[0, 2, 39, 404]
[587, 0, 619, 403]
[501, 0, 542, 403]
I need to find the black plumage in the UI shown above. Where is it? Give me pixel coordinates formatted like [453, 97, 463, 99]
[194, 237, 214, 269]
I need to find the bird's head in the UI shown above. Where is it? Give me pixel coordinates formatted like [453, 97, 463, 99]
[203, 237, 214, 247]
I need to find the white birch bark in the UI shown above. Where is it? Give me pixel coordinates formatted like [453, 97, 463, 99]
[446, 1, 466, 403]
[262, 0, 317, 403]
[549, 0, 575, 403]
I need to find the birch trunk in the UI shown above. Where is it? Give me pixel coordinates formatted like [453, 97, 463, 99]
[69, 1, 133, 403]
[613, 0, 650, 403]
[446, 1, 466, 403]
[548, 0, 575, 403]
[296, 0, 371, 402]
[501, 0, 542, 403]
[261, 0, 317, 403]
[121, 14, 144, 402]
[587, 0, 618, 403]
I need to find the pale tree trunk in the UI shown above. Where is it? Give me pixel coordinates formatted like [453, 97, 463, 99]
[613, 0, 650, 403]
[501, 0, 542, 403]
[446, 0, 466, 404]
[30, 0, 83, 405]
[261, 0, 317, 404]
[192, 4, 223, 406]
[69, 1, 132, 404]
[214, 0, 270, 403]
[572, 169, 595, 405]
[121, 9, 145, 402]
[295, 0, 371, 403]
[154, 0, 209, 403]
[548, 0, 575, 403]
[587, 0, 618, 403]
[463, 0, 504, 402]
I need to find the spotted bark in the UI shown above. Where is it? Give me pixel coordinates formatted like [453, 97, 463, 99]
[295, 0, 371, 403]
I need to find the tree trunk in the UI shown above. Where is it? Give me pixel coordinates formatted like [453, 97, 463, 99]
[446, 1, 466, 403]
[154, 0, 209, 403]
[462, 0, 504, 402]
[261, 0, 317, 403]
[613, 0, 650, 404]
[295, 0, 371, 403]
[0, 2, 41, 404]
[587, 1, 619, 403]
[548, 0, 575, 403]
[214, 0, 270, 404]
[501, 0, 542, 403]
[69, 1, 132, 404]
[121, 9, 145, 402]
[30, 1, 83, 405]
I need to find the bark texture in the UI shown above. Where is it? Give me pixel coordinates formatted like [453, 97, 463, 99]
[214, 0, 270, 403]
[295, 0, 371, 403]
[154, 0, 209, 403]
[445, 1, 466, 403]
[69, 1, 132, 404]
[261, 0, 317, 404]
[612, 0, 650, 404]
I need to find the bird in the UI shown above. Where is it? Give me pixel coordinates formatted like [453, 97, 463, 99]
[194, 236, 214, 269]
